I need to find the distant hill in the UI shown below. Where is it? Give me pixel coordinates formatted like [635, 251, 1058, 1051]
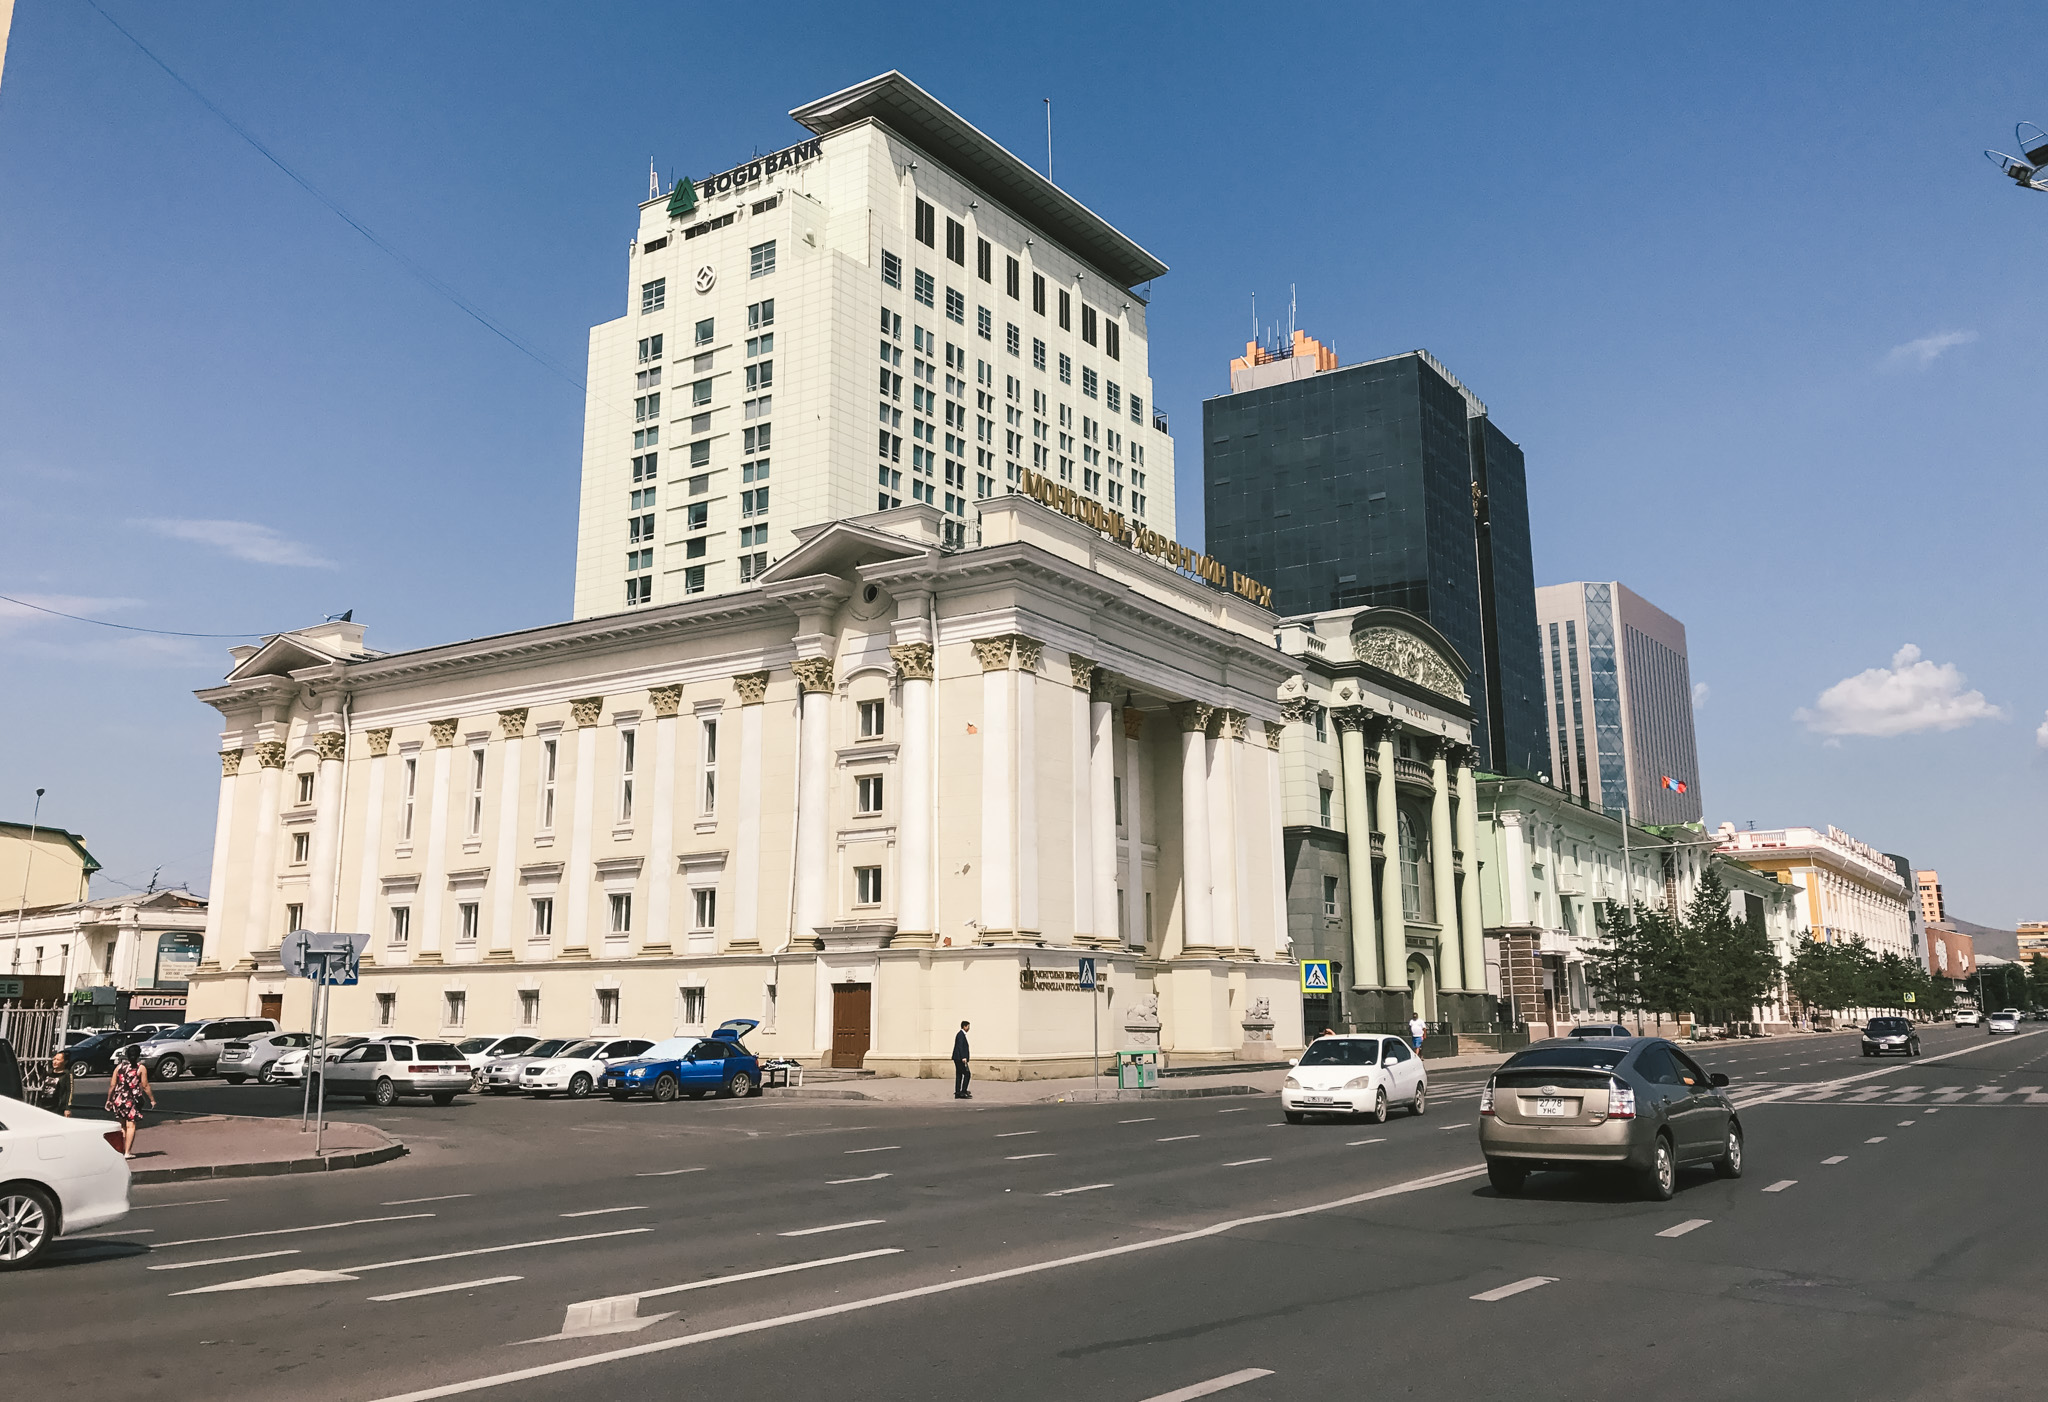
[1948, 919, 2019, 961]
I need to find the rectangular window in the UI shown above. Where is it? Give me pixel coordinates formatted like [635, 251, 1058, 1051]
[597, 988, 621, 1026]
[290, 830, 310, 864]
[692, 889, 716, 932]
[631, 451, 658, 483]
[638, 333, 664, 363]
[531, 897, 554, 939]
[1081, 304, 1097, 345]
[1105, 322, 1120, 360]
[857, 774, 884, 814]
[400, 756, 418, 841]
[458, 902, 479, 944]
[519, 988, 540, 1026]
[1058, 288, 1072, 330]
[1082, 367, 1098, 398]
[539, 737, 558, 829]
[741, 486, 769, 517]
[467, 744, 486, 836]
[617, 728, 637, 821]
[444, 990, 466, 1027]
[743, 424, 770, 453]
[1059, 353, 1072, 384]
[630, 486, 657, 510]
[1319, 785, 1333, 826]
[609, 892, 632, 935]
[1323, 875, 1340, 918]
[1006, 255, 1020, 298]
[1033, 338, 1047, 371]
[377, 991, 397, 1027]
[745, 360, 773, 390]
[854, 865, 883, 906]
[945, 287, 964, 324]
[629, 512, 656, 544]
[689, 379, 710, 407]
[1314, 706, 1328, 743]
[914, 198, 935, 247]
[858, 699, 885, 738]
[641, 278, 665, 313]
[295, 771, 315, 804]
[625, 575, 652, 606]
[285, 902, 304, 934]
[684, 538, 706, 560]
[748, 240, 776, 278]
[389, 906, 411, 946]
[882, 250, 902, 288]
[1005, 323, 1020, 356]
[977, 305, 992, 340]
[975, 237, 991, 281]
[1106, 382, 1121, 413]
[945, 217, 965, 264]
[700, 717, 718, 815]
[682, 984, 708, 1025]
[745, 334, 773, 357]
[1032, 272, 1046, 314]
[684, 565, 706, 595]
[747, 298, 774, 330]
[694, 317, 714, 346]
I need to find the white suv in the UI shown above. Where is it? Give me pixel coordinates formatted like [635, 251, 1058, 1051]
[1955, 1009, 1982, 1027]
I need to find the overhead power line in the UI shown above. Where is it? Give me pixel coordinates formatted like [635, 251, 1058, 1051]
[0, 592, 270, 638]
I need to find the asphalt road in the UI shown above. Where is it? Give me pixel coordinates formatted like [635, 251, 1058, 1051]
[11, 1024, 2046, 1402]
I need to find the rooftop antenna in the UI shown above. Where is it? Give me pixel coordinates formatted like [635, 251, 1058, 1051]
[1043, 98, 1053, 181]
[649, 158, 659, 200]
[1289, 283, 1297, 342]
[1250, 292, 1257, 341]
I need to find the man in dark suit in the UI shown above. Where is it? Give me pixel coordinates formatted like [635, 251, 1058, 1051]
[952, 1021, 972, 1099]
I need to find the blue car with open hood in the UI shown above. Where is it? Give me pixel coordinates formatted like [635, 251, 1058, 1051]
[602, 1019, 763, 1102]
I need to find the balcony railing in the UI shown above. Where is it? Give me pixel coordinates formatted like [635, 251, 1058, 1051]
[1393, 756, 1434, 789]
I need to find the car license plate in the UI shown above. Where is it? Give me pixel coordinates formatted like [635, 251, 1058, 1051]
[1535, 1096, 1569, 1116]
[1300, 1095, 1332, 1105]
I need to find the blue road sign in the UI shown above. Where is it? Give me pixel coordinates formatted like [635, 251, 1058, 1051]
[1077, 957, 1096, 991]
[1300, 960, 1332, 993]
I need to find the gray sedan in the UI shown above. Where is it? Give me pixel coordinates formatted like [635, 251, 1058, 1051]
[218, 1032, 314, 1084]
[479, 1037, 579, 1093]
[1478, 1037, 1741, 1201]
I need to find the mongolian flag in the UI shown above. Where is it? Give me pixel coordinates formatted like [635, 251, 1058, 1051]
[1661, 775, 1689, 794]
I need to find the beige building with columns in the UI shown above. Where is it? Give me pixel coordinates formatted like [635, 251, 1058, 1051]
[187, 497, 1304, 1076]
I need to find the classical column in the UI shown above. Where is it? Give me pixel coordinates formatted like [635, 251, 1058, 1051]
[1333, 708, 1380, 988]
[790, 659, 835, 951]
[305, 730, 348, 931]
[416, 718, 458, 962]
[1121, 707, 1146, 949]
[1453, 746, 1484, 994]
[891, 645, 936, 943]
[1068, 657, 1097, 945]
[730, 672, 770, 950]
[1500, 808, 1533, 926]
[644, 686, 682, 953]
[1013, 636, 1043, 939]
[1207, 710, 1243, 953]
[487, 711, 525, 958]
[353, 730, 391, 947]
[200, 747, 243, 971]
[243, 739, 287, 960]
[1428, 738, 1462, 996]
[562, 698, 604, 955]
[1375, 719, 1406, 1005]
[972, 636, 1015, 938]
[112, 907, 140, 990]
[1174, 701, 1216, 955]
[1088, 671, 1119, 951]
[1263, 721, 1288, 960]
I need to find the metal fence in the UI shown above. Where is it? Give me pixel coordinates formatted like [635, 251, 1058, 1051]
[0, 1001, 67, 1102]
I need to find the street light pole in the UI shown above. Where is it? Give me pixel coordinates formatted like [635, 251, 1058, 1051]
[10, 787, 46, 976]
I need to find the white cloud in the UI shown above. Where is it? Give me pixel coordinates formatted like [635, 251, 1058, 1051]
[1796, 643, 2004, 738]
[1692, 682, 1710, 710]
[1884, 329, 1976, 370]
[134, 518, 334, 568]
[2036, 710, 2048, 750]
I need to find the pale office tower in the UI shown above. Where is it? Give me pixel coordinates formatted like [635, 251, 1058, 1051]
[572, 72, 1175, 620]
[1534, 581, 1701, 826]
[1916, 868, 1946, 924]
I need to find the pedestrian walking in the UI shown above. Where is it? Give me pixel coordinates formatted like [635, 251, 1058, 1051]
[46, 1049, 77, 1116]
[952, 1021, 972, 1099]
[105, 1045, 156, 1158]
[1409, 1014, 1428, 1052]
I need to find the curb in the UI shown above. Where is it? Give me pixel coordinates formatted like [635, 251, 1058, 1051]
[761, 1088, 878, 1101]
[1040, 1083, 1261, 1103]
[131, 1141, 407, 1185]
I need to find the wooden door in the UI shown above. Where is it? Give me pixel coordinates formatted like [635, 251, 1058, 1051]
[259, 994, 283, 1023]
[830, 984, 872, 1069]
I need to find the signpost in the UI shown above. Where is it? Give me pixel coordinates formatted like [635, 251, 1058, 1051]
[1300, 960, 1332, 994]
[285, 931, 370, 1153]
[1079, 959, 1099, 1092]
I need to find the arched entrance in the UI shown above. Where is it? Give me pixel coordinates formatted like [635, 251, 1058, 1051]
[1406, 953, 1437, 1022]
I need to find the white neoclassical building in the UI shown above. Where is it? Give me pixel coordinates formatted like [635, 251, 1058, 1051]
[188, 498, 1303, 1077]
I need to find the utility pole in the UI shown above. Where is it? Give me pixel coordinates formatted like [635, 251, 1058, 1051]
[9, 787, 45, 975]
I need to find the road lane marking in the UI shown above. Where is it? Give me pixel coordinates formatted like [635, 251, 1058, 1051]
[1866, 1136, 1887, 1144]
[155, 1213, 434, 1248]
[1118, 1118, 1155, 1124]
[149, 1249, 301, 1271]
[170, 1229, 653, 1294]
[1346, 1138, 1386, 1146]
[630, 1248, 905, 1301]
[1222, 1158, 1270, 1167]
[635, 1168, 706, 1177]
[358, 1161, 1490, 1402]
[1217, 1108, 1249, 1114]
[1924, 1108, 1941, 1113]
[92, 1228, 154, 1236]
[1471, 1276, 1557, 1301]
[383, 1195, 475, 1206]
[561, 1207, 647, 1218]
[1823, 1156, 1847, 1164]
[779, 1220, 885, 1237]
[1005, 1153, 1056, 1160]
[1436, 1123, 1471, 1130]
[995, 1131, 1038, 1138]
[1762, 1180, 1798, 1193]
[1898, 1120, 1916, 1126]
[371, 1276, 522, 1301]
[1139, 1368, 1276, 1401]
[1044, 1183, 1112, 1196]
[130, 1198, 229, 1211]
[1158, 1134, 1201, 1142]
[1732, 1033, 2040, 1110]
[844, 1146, 900, 1154]
[827, 1173, 890, 1185]
[1657, 1219, 1711, 1238]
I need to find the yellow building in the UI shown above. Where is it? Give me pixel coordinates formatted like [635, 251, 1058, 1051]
[3, 819, 101, 974]
[1713, 824, 1912, 958]
[2018, 921, 2048, 962]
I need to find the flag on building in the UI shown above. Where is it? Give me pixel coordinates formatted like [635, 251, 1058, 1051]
[1661, 775, 1688, 794]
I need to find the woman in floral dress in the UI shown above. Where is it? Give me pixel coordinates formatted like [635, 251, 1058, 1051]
[105, 1045, 156, 1157]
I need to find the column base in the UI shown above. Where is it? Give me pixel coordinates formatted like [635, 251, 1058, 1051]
[482, 949, 516, 964]
[557, 945, 590, 960]
[888, 930, 938, 948]
[724, 939, 762, 953]
[637, 942, 673, 957]
[1176, 944, 1227, 959]
[413, 951, 443, 965]
[974, 929, 1042, 946]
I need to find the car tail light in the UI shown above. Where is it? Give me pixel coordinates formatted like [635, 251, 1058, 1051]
[103, 1131, 126, 1153]
[1609, 1082, 1637, 1119]
[409, 1065, 432, 1074]
[1479, 1083, 1495, 1116]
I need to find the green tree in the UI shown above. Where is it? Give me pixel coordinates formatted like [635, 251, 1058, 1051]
[1676, 868, 1781, 1028]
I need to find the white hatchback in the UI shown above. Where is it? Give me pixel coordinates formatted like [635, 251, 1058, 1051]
[520, 1037, 653, 1098]
[1282, 1033, 1428, 1124]
[0, 1093, 131, 1269]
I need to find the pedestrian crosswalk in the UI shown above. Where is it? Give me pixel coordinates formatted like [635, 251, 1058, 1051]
[1772, 1084, 2048, 1106]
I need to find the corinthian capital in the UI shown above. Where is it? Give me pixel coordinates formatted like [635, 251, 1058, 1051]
[647, 686, 683, 719]
[1068, 655, 1097, 692]
[219, 748, 245, 777]
[256, 741, 287, 769]
[313, 730, 347, 762]
[1279, 696, 1319, 725]
[1010, 635, 1044, 672]
[733, 671, 771, 705]
[429, 717, 460, 747]
[365, 728, 392, 757]
[1173, 701, 1215, 734]
[791, 658, 835, 695]
[570, 697, 605, 728]
[970, 636, 1013, 672]
[890, 643, 934, 683]
[1330, 706, 1371, 735]
[498, 708, 529, 739]
[1262, 721, 1284, 751]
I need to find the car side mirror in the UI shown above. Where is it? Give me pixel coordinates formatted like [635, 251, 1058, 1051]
[1287, 1058, 1298, 1067]
[1710, 1072, 1729, 1087]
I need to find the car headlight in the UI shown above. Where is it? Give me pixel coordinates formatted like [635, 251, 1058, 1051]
[1283, 1077, 1301, 1089]
[629, 1067, 649, 1078]
[1343, 1075, 1377, 1090]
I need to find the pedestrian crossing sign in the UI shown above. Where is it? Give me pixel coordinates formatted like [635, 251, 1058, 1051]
[1300, 960, 1332, 993]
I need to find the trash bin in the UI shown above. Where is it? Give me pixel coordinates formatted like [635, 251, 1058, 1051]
[1115, 1050, 1158, 1090]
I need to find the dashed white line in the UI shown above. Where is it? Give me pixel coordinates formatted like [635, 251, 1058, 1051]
[1346, 1138, 1386, 1146]
[131, 1198, 229, 1211]
[779, 1220, 886, 1237]
[1762, 1180, 1798, 1193]
[1139, 1369, 1276, 1401]
[1436, 1122, 1472, 1131]
[1471, 1276, 1557, 1301]
[1898, 1120, 1917, 1126]
[1005, 1153, 1056, 1160]
[1044, 1183, 1113, 1197]
[383, 1194, 474, 1206]
[1222, 1158, 1270, 1167]
[1158, 1134, 1201, 1142]
[1823, 1155, 1847, 1164]
[1866, 1136, 1887, 1144]
[844, 1146, 900, 1154]
[370, 1276, 522, 1301]
[827, 1173, 891, 1185]
[628, 1249, 904, 1301]
[1119, 1117, 1156, 1124]
[995, 1131, 1038, 1138]
[561, 1206, 647, 1218]
[148, 1249, 301, 1272]
[634, 1168, 707, 1177]
[1216, 1107, 1250, 1114]
[155, 1213, 435, 1249]
[1657, 1219, 1711, 1238]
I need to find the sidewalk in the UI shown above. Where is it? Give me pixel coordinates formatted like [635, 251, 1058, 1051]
[115, 1113, 405, 1184]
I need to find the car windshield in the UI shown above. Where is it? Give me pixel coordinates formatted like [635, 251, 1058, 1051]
[416, 1043, 465, 1060]
[556, 1040, 603, 1059]
[158, 1023, 202, 1041]
[522, 1039, 572, 1058]
[1504, 1046, 1629, 1071]
[457, 1038, 496, 1054]
[1569, 1025, 1626, 1037]
[1298, 1038, 1381, 1066]
[1868, 1019, 1910, 1032]
[641, 1037, 702, 1061]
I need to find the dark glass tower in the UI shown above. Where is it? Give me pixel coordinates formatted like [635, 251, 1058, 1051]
[1203, 345, 1548, 776]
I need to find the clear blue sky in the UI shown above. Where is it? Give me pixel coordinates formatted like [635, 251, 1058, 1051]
[3, 3, 2042, 924]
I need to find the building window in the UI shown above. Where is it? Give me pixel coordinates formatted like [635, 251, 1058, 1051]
[519, 989, 540, 1027]
[539, 737, 558, 829]
[1005, 323, 1021, 357]
[1032, 272, 1046, 314]
[638, 334, 664, 363]
[641, 278, 665, 313]
[944, 217, 965, 264]
[977, 305, 992, 340]
[1398, 809, 1425, 921]
[858, 699, 885, 738]
[1033, 338, 1047, 371]
[625, 575, 651, 607]
[1131, 394, 1144, 425]
[1314, 706, 1328, 743]
[854, 865, 883, 906]
[1106, 322, 1120, 360]
[700, 717, 718, 815]
[681, 985, 708, 1026]
[882, 250, 902, 288]
[617, 728, 637, 821]
[608, 892, 633, 936]
[285, 902, 304, 934]
[295, 771, 315, 804]
[914, 198, 935, 246]
[400, 755, 418, 841]
[692, 889, 716, 933]
[741, 486, 768, 517]
[748, 240, 776, 278]
[1081, 304, 1097, 345]
[1082, 367, 1098, 399]
[632, 451, 658, 483]
[945, 288, 965, 324]
[857, 774, 884, 814]
[1005, 255, 1020, 299]
[975, 237, 992, 282]
[1059, 353, 1072, 385]
[913, 269, 934, 307]
[290, 831, 310, 864]
[468, 745, 486, 836]
[1058, 288, 1072, 330]
[531, 897, 554, 939]
[389, 907, 411, 946]
[744, 360, 772, 391]
[458, 901, 479, 944]
[684, 566, 706, 595]
[1319, 785, 1333, 826]
[694, 317, 714, 346]
[596, 988, 621, 1026]
[376, 992, 397, 1027]
[444, 991, 466, 1028]
[1323, 875, 1340, 918]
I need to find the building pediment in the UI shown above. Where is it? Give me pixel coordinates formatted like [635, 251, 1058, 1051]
[762, 514, 943, 590]
[1348, 609, 1470, 703]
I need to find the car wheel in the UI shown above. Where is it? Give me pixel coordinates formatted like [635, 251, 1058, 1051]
[1641, 1134, 1676, 1202]
[1714, 1123, 1744, 1179]
[0, 1185, 58, 1271]
[1411, 1082, 1427, 1117]
[568, 1073, 593, 1099]
[156, 1055, 183, 1080]
[373, 1077, 398, 1107]
[652, 1075, 680, 1103]
[723, 1070, 755, 1099]
[469, 1072, 485, 1094]
[257, 1064, 277, 1085]
[223, 1075, 246, 1085]
[1486, 1159, 1525, 1196]
[432, 1092, 457, 1106]
[1368, 1088, 1388, 1124]
[1284, 1110, 1305, 1124]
